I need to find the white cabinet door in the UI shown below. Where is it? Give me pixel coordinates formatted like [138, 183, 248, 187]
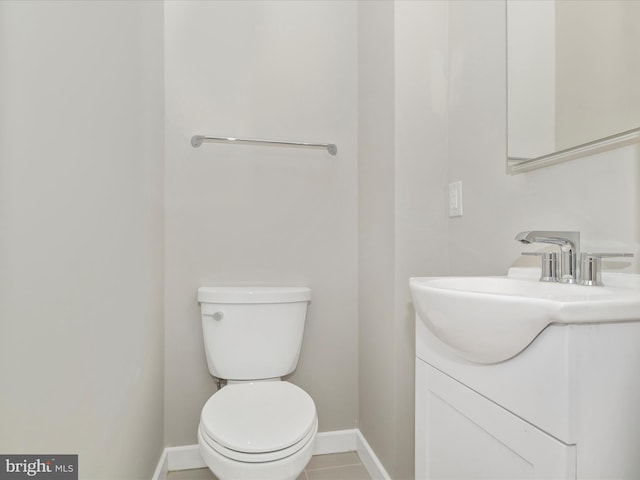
[416, 360, 576, 480]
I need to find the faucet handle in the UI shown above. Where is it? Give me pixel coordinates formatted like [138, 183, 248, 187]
[522, 252, 558, 282]
[579, 252, 634, 286]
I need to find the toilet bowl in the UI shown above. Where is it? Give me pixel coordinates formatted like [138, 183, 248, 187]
[197, 286, 316, 480]
[198, 381, 317, 480]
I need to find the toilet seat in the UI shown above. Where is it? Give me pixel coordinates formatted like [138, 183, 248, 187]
[199, 417, 317, 463]
[200, 381, 317, 463]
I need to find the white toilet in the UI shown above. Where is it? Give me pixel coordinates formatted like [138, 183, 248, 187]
[197, 286, 317, 480]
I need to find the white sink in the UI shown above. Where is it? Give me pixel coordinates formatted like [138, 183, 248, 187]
[409, 268, 640, 363]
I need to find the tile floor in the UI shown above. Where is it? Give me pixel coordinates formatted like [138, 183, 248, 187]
[166, 452, 371, 480]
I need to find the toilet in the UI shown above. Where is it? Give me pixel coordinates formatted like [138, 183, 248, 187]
[197, 286, 317, 480]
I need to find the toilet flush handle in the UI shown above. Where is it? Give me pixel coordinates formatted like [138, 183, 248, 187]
[204, 311, 224, 321]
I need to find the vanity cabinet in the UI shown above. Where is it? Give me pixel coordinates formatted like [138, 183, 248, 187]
[415, 318, 640, 480]
[416, 360, 575, 479]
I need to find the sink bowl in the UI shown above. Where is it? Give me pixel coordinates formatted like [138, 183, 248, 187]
[409, 269, 640, 363]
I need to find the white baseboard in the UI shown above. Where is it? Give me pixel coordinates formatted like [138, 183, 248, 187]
[150, 447, 168, 480]
[151, 429, 391, 480]
[355, 430, 393, 480]
[312, 428, 358, 455]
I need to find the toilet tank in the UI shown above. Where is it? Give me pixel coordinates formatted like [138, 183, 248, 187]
[197, 286, 311, 381]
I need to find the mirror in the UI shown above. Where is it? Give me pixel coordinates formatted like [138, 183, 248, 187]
[507, 0, 640, 174]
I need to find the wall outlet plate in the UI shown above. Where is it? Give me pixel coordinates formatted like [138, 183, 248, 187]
[448, 181, 463, 217]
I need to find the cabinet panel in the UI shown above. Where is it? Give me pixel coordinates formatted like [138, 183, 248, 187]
[416, 320, 573, 442]
[416, 360, 576, 480]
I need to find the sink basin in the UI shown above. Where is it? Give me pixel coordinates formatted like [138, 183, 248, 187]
[409, 269, 640, 363]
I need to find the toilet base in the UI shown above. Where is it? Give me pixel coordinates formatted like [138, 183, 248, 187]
[198, 424, 316, 480]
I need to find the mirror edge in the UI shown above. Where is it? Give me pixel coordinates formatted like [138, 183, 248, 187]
[508, 127, 640, 175]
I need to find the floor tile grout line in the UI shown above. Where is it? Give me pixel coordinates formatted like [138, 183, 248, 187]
[305, 454, 364, 472]
[304, 462, 364, 472]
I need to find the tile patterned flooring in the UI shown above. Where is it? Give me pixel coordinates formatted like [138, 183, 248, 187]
[166, 452, 371, 480]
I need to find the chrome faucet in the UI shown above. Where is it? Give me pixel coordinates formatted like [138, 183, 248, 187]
[515, 231, 580, 283]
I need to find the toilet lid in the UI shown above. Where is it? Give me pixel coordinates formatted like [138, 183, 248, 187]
[200, 381, 317, 454]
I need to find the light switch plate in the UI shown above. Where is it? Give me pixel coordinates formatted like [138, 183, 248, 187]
[448, 181, 463, 217]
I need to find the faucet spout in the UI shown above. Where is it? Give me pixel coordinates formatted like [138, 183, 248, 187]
[515, 231, 580, 283]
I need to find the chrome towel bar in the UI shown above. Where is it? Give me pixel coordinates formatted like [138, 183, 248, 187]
[191, 135, 337, 156]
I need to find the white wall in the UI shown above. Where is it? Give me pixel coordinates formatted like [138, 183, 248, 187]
[359, 2, 449, 478]
[164, 0, 358, 445]
[394, 2, 451, 478]
[3, 3, 636, 479]
[448, 0, 639, 276]
[359, 4, 639, 479]
[358, 2, 397, 474]
[0, 1, 165, 478]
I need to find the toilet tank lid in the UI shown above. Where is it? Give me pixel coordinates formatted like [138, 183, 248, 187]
[198, 286, 311, 304]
